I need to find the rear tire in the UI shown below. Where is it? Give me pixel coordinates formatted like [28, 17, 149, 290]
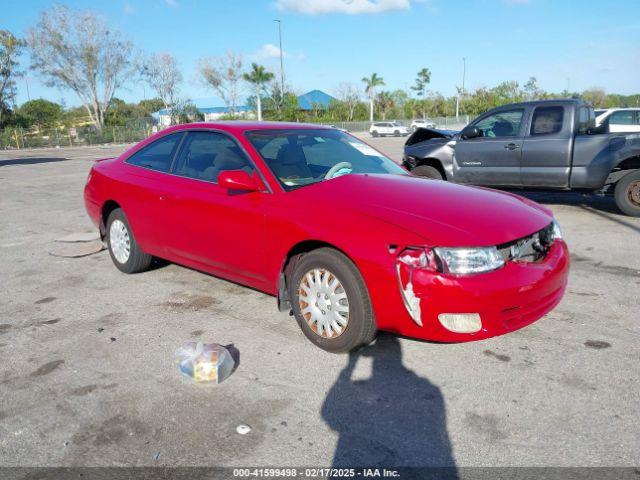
[106, 208, 153, 273]
[289, 248, 376, 353]
[412, 164, 444, 180]
[614, 170, 640, 217]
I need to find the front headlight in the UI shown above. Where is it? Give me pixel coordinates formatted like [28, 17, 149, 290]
[552, 219, 562, 240]
[433, 246, 504, 275]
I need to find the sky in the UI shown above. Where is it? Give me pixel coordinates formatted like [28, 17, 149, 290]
[5, 0, 640, 108]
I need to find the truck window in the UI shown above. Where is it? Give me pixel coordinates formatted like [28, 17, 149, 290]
[530, 106, 564, 136]
[474, 109, 524, 138]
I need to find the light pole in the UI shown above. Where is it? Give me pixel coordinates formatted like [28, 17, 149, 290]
[462, 57, 466, 99]
[274, 19, 285, 97]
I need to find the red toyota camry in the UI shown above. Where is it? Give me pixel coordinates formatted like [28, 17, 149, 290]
[84, 122, 569, 353]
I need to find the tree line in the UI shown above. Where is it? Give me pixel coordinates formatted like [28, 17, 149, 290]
[1, 5, 638, 132]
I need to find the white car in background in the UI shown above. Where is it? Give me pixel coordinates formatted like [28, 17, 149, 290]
[369, 121, 410, 137]
[595, 108, 640, 132]
[410, 119, 437, 131]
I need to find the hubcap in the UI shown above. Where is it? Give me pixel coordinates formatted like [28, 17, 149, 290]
[109, 219, 130, 264]
[298, 268, 350, 339]
[627, 180, 640, 207]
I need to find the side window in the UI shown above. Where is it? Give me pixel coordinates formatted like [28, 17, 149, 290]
[173, 131, 253, 183]
[473, 109, 524, 138]
[609, 111, 634, 126]
[530, 106, 564, 136]
[126, 133, 183, 172]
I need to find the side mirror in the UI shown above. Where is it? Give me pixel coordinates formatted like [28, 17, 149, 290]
[587, 122, 609, 135]
[461, 126, 481, 139]
[218, 170, 264, 192]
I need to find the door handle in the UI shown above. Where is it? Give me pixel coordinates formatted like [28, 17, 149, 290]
[504, 143, 520, 150]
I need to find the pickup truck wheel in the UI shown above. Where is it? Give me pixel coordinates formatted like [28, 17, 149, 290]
[412, 165, 444, 180]
[614, 170, 640, 217]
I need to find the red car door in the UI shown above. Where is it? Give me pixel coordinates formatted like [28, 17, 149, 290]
[118, 131, 186, 256]
[162, 130, 269, 287]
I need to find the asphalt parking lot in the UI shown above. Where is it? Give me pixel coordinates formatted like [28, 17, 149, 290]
[1, 135, 639, 468]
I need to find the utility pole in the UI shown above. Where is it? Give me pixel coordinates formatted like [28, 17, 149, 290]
[462, 57, 466, 99]
[274, 19, 285, 97]
[456, 58, 466, 121]
[25, 76, 31, 101]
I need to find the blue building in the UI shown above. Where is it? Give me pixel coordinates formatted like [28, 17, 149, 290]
[156, 90, 336, 125]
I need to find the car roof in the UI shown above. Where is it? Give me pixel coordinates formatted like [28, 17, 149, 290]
[159, 121, 334, 135]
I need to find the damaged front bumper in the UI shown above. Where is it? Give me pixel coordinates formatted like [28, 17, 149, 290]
[393, 240, 570, 342]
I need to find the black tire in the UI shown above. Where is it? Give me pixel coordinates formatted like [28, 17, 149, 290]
[371, 130, 379, 137]
[106, 208, 153, 273]
[289, 248, 376, 353]
[614, 170, 640, 217]
[412, 164, 444, 180]
[394, 130, 400, 137]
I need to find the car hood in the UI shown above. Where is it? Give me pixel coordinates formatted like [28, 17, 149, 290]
[290, 174, 553, 246]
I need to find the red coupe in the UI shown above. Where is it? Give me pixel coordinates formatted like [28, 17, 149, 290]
[84, 122, 569, 352]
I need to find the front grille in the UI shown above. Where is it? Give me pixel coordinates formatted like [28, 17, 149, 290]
[497, 223, 554, 263]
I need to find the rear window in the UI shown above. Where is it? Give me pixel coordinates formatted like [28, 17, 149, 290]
[530, 106, 564, 136]
[126, 132, 184, 172]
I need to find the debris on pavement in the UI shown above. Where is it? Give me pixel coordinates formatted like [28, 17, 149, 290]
[236, 424, 252, 435]
[175, 342, 235, 384]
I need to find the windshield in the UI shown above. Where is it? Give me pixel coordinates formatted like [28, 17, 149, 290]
[246, 128, 407, 190]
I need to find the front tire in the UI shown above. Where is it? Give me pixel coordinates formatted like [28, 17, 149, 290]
[412, 164, 444, 180]
[614, 170, 640, 217]
[289, 248, 376, 353]
[371, 130, 379, 137]
[106, 208, 153, 273]
[394, 130, 400, 137]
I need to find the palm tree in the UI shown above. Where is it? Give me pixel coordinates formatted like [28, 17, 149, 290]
[376, 91, 395, 120]
[361, 73, 385, 122]
[411, 68, 431, 119]
[243, 63, 274, 121]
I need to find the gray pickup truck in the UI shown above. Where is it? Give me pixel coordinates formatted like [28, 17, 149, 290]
[402, 99, 640, 216]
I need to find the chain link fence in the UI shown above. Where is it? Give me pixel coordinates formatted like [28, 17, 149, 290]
[0, 122, 154, 150]
[308, 115, 473, 132]
[0, 116, 474, 149]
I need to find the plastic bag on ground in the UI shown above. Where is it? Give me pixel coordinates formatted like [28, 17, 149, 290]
[175, 342, 235, 384]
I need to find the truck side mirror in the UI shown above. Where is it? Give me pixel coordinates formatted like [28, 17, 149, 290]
[587, 123, 609, 135]
[461, 126, 481, 139]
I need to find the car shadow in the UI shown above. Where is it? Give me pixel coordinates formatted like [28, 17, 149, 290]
[502, 189, 640, 234]
[321, 334, 457, 478]
[503, 189, 621, 214]
[0, 157, 68, 167]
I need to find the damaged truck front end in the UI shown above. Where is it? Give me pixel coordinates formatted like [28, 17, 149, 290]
[402, 128, 458, 180]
